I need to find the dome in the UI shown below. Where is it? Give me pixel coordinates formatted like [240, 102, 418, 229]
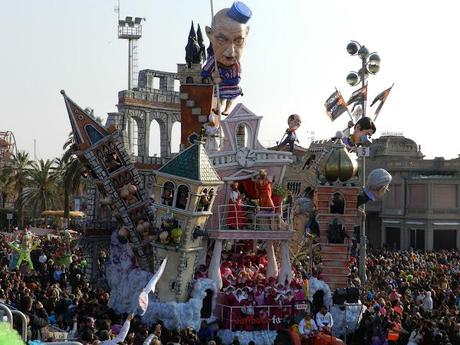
[322, 136, 358, 183]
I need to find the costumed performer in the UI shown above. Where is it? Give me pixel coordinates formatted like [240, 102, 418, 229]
[227, 181, 246, 229]
[8, 230, 39, 270]
[255, 169, 275, 210]
[204, 113, 220, 152]
[202, 1, 252, 115]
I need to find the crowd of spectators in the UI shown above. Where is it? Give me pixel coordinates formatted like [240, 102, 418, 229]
[348, 249, 460, 345]
[0, 231, 233, 345]
[3, 227, 460, 345]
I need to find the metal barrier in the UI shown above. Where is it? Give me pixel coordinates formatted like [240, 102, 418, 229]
[11, 309, 27, 341]
[0, 302, 13, 327]
[42, 341, 83, 345]
[0, 302, 29, 341]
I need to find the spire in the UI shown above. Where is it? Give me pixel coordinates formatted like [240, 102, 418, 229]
[185, 21, 201, 68]
[196, 24, 206, 63]
[60, 90, 109, 150]
[188, 21, 196, 39]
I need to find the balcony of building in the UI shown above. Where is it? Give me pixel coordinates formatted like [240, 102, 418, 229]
[208, 204, 295, 241]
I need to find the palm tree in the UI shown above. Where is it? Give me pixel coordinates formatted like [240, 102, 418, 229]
[10, 151, 32, 229]
[22, 159, 59, 223]
[61, 133, 85, 218]
[54, 156, 83, 220]
[0, 166, 14, 209]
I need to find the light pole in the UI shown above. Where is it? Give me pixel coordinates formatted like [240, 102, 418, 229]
[345, 41, 381, 284]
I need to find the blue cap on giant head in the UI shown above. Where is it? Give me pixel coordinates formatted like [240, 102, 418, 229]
[227, 1, 252, 24]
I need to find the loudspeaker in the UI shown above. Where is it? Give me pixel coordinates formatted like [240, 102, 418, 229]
[333, 288, 347, 305]
[346, 287, 359, 303]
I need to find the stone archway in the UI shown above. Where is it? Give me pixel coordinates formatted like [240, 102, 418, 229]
[149, 120, 161, 157]
[120, 108, 180, 159]
[171, 121, 181, 153]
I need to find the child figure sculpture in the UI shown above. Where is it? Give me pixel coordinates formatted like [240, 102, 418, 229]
[278, 114, 302, 152]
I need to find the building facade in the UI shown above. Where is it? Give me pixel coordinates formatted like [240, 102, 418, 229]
[366, 135, 460, 250]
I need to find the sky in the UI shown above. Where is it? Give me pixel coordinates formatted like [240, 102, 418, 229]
[1, 0, 459, 160]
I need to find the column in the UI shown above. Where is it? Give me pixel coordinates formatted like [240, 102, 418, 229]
[425, 223, 433, 250]
[144, 115, 152, 157]
[208, 239, 223, 290]
[136, 116, 146, 158]
[456, 228, 460, 250]
[266, 240, 279, 279]
[159, 120, 172, 158]
[381, 222, 386, 248]
[278, 241, 292, 284]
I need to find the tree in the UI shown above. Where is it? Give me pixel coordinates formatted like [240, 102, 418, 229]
[0, 166, 14, 209]
[10, 151, 32, 229]
[54, 156, 83, 220]
[22, 159, 59, 223]
[60, 133, 85, 219]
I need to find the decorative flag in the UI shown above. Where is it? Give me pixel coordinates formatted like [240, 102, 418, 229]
[137, 257, 168, 315]
[347, 85, 368, 111]
[371, 84, 394, 120]
[324, 89, 348, 121]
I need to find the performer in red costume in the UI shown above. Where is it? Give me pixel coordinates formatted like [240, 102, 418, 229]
[255, 169, 275, 210]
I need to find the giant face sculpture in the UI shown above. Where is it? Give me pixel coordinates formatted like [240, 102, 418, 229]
[205, 7, 250, 67]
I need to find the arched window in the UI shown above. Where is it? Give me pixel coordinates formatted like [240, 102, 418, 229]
[149, 120, 161, 157]
[162, 181, 175, 206]
[236, 123, 250, 148]
[175, 185, 190, 210]
[202, 77, 210, 84]
[85, 125, 105, 145]
[186, 76, 194, 84]
[330, 192, 345, 214]
[171, 122, 181, 154]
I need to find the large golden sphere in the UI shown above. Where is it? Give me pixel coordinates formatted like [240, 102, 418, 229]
[323, 132, 358, 182]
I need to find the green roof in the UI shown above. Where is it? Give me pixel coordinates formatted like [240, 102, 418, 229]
[158, 143, 221, 183]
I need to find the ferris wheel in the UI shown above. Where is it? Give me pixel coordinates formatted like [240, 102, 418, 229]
[0, 131, 17, 162]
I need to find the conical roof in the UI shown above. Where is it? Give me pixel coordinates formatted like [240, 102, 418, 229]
[61, 90, 109, 149]
[158, 142, 221, 183]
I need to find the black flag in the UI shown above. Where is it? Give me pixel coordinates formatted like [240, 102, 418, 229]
[347, 85, 368, 111]
[371, 84, 394, 119]
[325, 89, 348, 121]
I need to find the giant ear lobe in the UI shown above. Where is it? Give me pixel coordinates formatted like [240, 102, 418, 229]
[205, 26, 213, 40]
[245, 25, 250, 36]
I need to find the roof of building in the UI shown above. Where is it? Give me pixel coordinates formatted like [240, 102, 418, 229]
[158, 142, 221, 183]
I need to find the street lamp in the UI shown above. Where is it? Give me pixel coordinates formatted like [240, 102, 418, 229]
[345, 40, 381, 284]
[346, 40, 381, 116]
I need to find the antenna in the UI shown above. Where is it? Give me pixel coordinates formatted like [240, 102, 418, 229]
[114, 0, 120, 21]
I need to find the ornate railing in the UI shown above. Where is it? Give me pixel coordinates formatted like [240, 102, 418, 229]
[215, 300, 309, 331]
[217, 204, 291, 231]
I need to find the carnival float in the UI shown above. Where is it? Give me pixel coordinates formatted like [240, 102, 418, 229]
[61, 2, 392, 344]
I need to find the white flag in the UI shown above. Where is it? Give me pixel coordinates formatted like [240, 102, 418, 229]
[138, 257, 168, 315]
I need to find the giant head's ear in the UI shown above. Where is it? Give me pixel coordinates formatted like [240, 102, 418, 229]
[205, 26, 213, 40]
[245, 25, 250, 36]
